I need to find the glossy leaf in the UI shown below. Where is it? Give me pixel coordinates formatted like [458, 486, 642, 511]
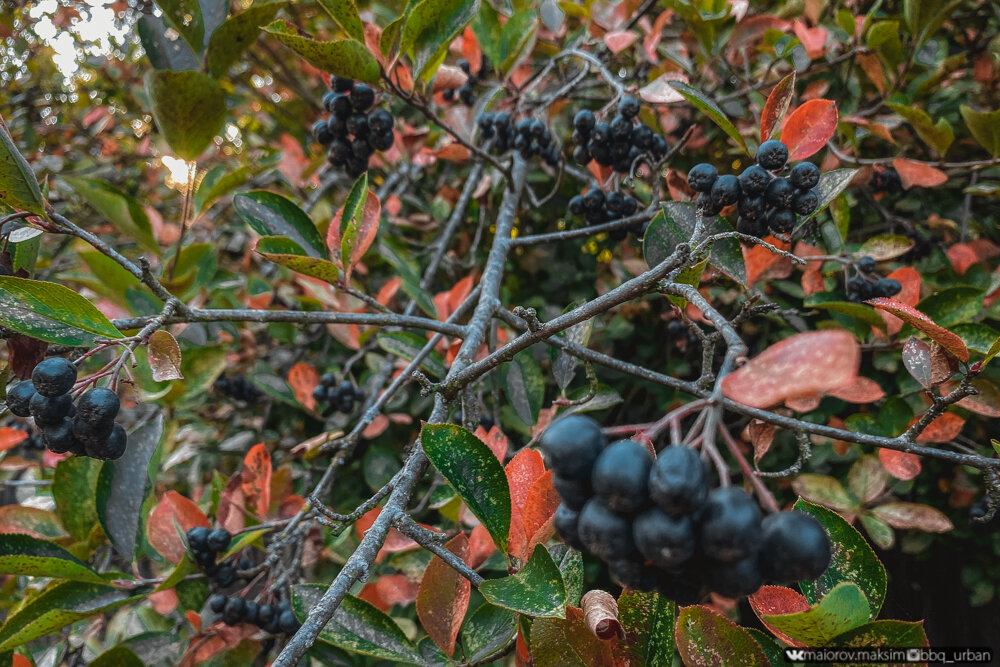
[760, 71, 796, 142]
[618, 590, 675, 666]
[0, 534, 106, 584]
[316, 0, 364, 42]
[145, 70, 226, 161]
[421, 423, 511, 552]
[530, 606, 616, 667]
[960, 105, 1000, 157]
[234, 191, 325, 258]
[52, 456, 101, 542]
[0, 277, 124, 345]
[794, 499, 887, 617]
[479, 544, 566, 617]
[416, 534, 470, 657]
[206, 1, 286, 78]
[264, 20, 380, 83]
[401, 0, 480, 81]
[758, 582, 870, 645]
[254, 236, 341, 285]
[156, 0, 204, 52]
[857, 234, 915, 261]
[644, 202, 746, 286]
[798, 168, 859, 225]
[667, 80, 749, 154]
[781, 99, 839, 161]
[329, 174, 381, 283]
[460, 603, 517, 665]
[0, 113, 45, 215]
[675, 605, 769, 667]
[504, 351, 544, 426]
[60, 176, 158, 253]
[867, 298, 969, 361]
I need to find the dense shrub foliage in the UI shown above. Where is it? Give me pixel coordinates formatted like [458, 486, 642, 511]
[0, 0, 999, 664]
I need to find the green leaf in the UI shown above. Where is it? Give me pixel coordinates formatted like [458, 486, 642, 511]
[798, 168, 859, 226]
[76, 251, 143, 310]
[859, 512, 895, 549]
[952, 323, 1000, 355]
[264, 20, 380, 84]
[803, 296, 888, 330]
[675, 604, 769, 667]
[760, 582, 871, 645]
[644, 202, 746, 286]
[206, 1, 286, 78]
[917, 286, 984, 328]
[866, 20, 902, 67]
[61, 176, 158, 253]
[460, 603, 518, 664]
[745, 628, 790, 666]
[667, 81, 749, 154]
[856, 233, 916, 261]
[829, 619, 928, 649]
[960, 105, 1000, 157]
[0, 534, 106, 585]
[317, 0, 365, 42]
[888, 104, 954, 155]
[254, 236, 341, 285]
[90, 646, 146, 667]
[53, 456, 101, 542]
[983, 335, 1000, 369]
[0, 277, 125, 345]
[233, 191, 325, 258]
[479, 544, 566, 617]
[194, 164, 250, 213]
[904, 0, 962, 50]
[794, 499, 887, 617]
[377, 331, 448, 378]
[8, 226, 41, 275]
[549, 544, 583, 606]
[155, 554, 196, 592]
[791, 475, 858, 512]
[401, 0, 480, 81]
[156, 0, 204, 53]
[336, 173, 375, 278]
[504, 351, 544, 425]
[145, 70, 226, 161]
[137, 15, 200, 71]
[0, 114, 45, 216]
[0, 580, 147, 652]
[421, 423, 510, 551]
[617, 590, 676, 666]
[97, 413, 165, 559]
[498, 10, 537, 74]
[668, 257, 708, 308]
[291, 585, 422, 664]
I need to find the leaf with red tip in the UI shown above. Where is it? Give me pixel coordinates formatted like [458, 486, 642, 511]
[760, 71, 796, 142]
[522, 470, 559, 553]
[749, 586, 811, 646]
[867, 298, 969, 362]
[288, 361, 319, 411]
[781, 99, 839, 160]
[474, 425, 509, 462]
[147, 491, 210, 563]
[416, 533, 471, 657]
[241, 444, 272, 517]
[675, 605, 770, 665]
[722, 331, 861, 409]
[879, 449, 921, 480]
[892, 158, 948, 189]
[506, 448, 546, 561]
[329, 173, 381, 283]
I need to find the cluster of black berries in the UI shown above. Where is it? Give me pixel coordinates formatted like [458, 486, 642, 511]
[477, 113, 560, 166]
[570, 97, 668, 174]
[208, 594, 300, 634]
[442, 59, 480, 106]
[186, 527, 244, 587]
[313, 374, 365, 415]
[688, 140, 820, 238]
[567, 189, 642, 240]
[542, 415, 831, 601]
[314, 77, 395, 178]
[870, 167, 902, 193]
[6, 359, 127, 460]
[847, 256, 902, 302]
[213, 375, 262, 403]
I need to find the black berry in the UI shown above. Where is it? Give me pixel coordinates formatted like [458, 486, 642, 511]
[42, 418, 77, 454]
[875, 278, 902, 298]
[758, 511, 831, 582]
[573, 109, 596, 133]
[187, 526, 210, 552]
[608, 558, 659, 591]
[792, 188, 819, 216]
[649, 445, 710, 516]
[578, 497, 636, 561]
[789, 161, 821, 189]
[214, 563, 236, 587]
[592, 123, 611, 144]
[591, 440, 652, 514]
[610, 115, 632, 141]
[209, 593, 227, 613]
[223, 596, 247, 625]
[278, 608, 300, 633]
[568, 195, 586, 216]
[697, 487, 763, 563]
[331, 76, 354, 92]
[6, 381, 36, 417]
[633, 506, 695, 568]
[207, 528, 232, 554]
[350, 84, 376, 111]
[552, 473, 592, 511]
[618, 96, 640, 119]
[710, 174, 741, 208]
[765, 177, 795, 209]
[553, 504, 585, 550]
[738, 165, 771, 195]
[76, 387, 120, 426]
[768, 208, 797, 234]
[708, 555, 763, 598]
[757, 140, 788, 171]
[31, 358, 77, 397]
[687, 163, 718, 193]
[858, 256, 877, 274]
[30, 392, 73, 426]
[538, 415, 606, 480]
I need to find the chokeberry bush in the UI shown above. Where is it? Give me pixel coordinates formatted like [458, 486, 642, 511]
[0, 0, 999, 664]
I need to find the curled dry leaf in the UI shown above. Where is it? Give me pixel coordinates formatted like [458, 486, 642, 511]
[748, 420, 776, 464]
[580, 589, 623, 640]
[148, 330, 183, 382]
[721, 330, 861, 409]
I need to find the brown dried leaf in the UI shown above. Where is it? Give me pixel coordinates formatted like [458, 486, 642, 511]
[148, 330, 183, 382]
[581, 589, 623, 640]
[870, 502, 954, 532]
[748, 420, 775, 464]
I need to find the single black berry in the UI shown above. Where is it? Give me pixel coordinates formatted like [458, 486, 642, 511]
[738, 195, 766, 220]
[592, 123, 611, 144]
[209, 593, 227, 613]
[792, 188, 819, 216]
[568, 195, 586, 216]
[345, 113, 368, 137]
[6, 381, 36, 417]
[30, 392, 73, 426]
[529, 119, 545, 137]
[350, 84, 375, 112]
[207, 528, 232, 554]
[457, 58, 470, 74]
[875, 278, 902, 298]
[573, 145, 591, 165]
[553, 504, 585, 550]
[768, 208, 797, 234]
[620, 196, 638, 216]
[631, 124, 653, 149]
[257, 604, 275, 628]
[650, 135, 669, 158]
[698, 487, 763, 563]
[312, 120, 333, 145]
[708, 555, 763, 598]
[458, 83, 474, 106]
[76, 387, 120, 426]
[74, 417, 113, 451]
[582, 189, 606, 214]
[573, 109, 596, 133]
[759, 511, 831, 582]
[757, 140, 788, 171]
[442, 88, 455, 101]
[42, 417, 77, 454]
[539, 415, 606, 480]
[578, 497, 636, 561]
[857, 256, 877, 274]
[590, 143, 612, 166]
[610, 115, 632, 141]
[789, 161, 821, 189]
[552, 473, 592, 511]
[187, 526, 211, 552]
[633, 506, 695, 568]
[765, 177, 795, 209]
[329, 93, 352, 118]
[608, 558, 659, 592]
[605, 191, 625, 214]
[618, 96, 640, 119]
[244, 601, 260, 625]
[102, 424, 127, 460]
[737, 216, 766, 238]
[370, 130, 395, 152]
[710, 174, 741, 208]
[31, 358, 77, 398]
[223, 596, 247, 625]
[351, 137, 374, 160]
[591, 440, 652, 514]
[687, 163, 718, 193]
[367, 109, 393, 134]
[331, 76, 354, 92]
[738, 164, 771, 195]
[214, 563, 236, 587]
[696, 193, 722, 216]
[278, 608, 300, 633]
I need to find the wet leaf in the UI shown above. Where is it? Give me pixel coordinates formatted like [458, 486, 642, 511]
[479, 544, 566, 617]
[781, 99, 838, 161]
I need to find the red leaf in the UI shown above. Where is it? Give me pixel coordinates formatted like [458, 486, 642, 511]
[460, 27, 481, 73]
[892, 158, 948, 189]
[434, 143, 471, 162]
[506, 448, 546, 560]
[346, 189, 381, 283]
[748, 586, 811, 647]
[604, 30, 638, 53]
[743, 235, 793, 287]
[416, 533, 471, 657]
[947, 243, 979, 275]
[474, 425, 509, 461]
[643, 10, 673, 62]
[467, 523, 496, 569]
[760, 72, 796, 143]
[355, 507, 419, 561]
[876, 267, 921, 335]
[721, 331, 861, 409]
[148, 491, 210, 563]
[241, 444, 272, 517]
[867, 298, 969, 362]
[287, 361, 319, 411]
[522, 470, 559, 553]
[217, 472, 246, 534]
[913, 412, 965, 443]
[0, 428, 28, 452]
[0, 506, 65, 540]
[149, 589, 179, 614]
[827, 376, 885, 403]
[359, 573, 420, 612]
[781, 99, 839, 161]
[792, 20, 828, 59]
[638, 73, 688, 104]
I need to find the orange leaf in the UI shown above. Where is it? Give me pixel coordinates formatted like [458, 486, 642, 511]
[435, 143, 471, 162]
[879, 449, 921, 480]
[748, 420, 776, 464]
[867, 298, 969, 361]
[148, 491, 210, 563]
[781, 99, 839, 161]
[0, 427, 28, 452]
[721, 331, 861, 409]
[748, 586, 811, 647]
[792, 20, 828, 59]
[946, 243, 982, 275]
[359, 573, 420, 612]
[760, 72, 796, 143]
[217, 472, 246, 534]
[522, 470, 559, 552]
[743, 235, 793, 286]
[467, 523, 496, 569]
[604, 30, 638, 53]
[643, 10, 673, 62]
[288, 361, 319, 411]
[416, 534, 471, 657]
[875, 267, 921, 335]
[355, 507, 419, 561]
[506, 448, 546, 560]
[474, 425, 509, 461]
[241, 444, 272, 517]
[913, 412, 965, 443]
[460, 27, 481, 73]
[827, 376, 885, 403]
[892, 158, 948, 189]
